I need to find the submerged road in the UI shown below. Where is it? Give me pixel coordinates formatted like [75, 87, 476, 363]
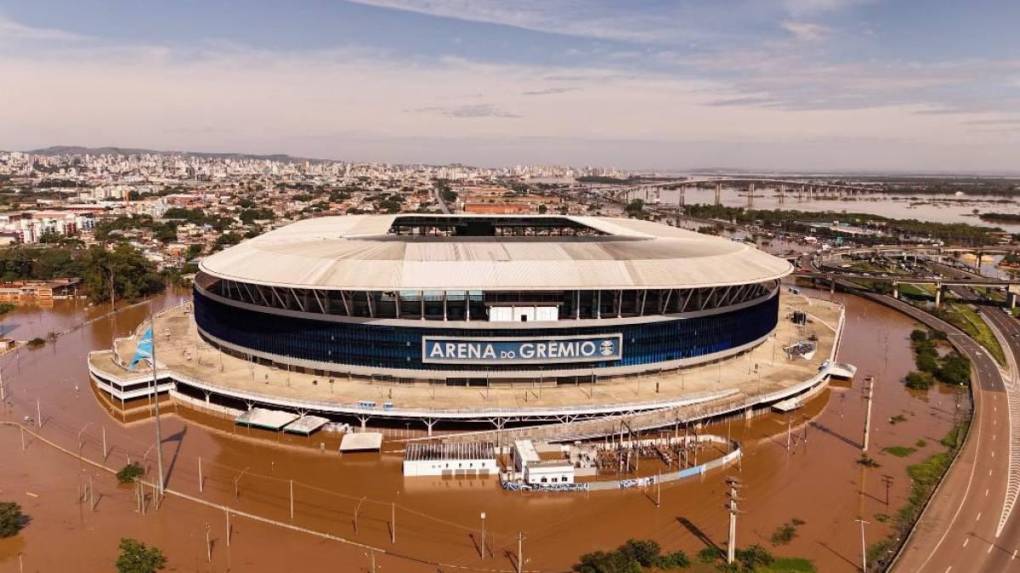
[862, 294, 1019, 572]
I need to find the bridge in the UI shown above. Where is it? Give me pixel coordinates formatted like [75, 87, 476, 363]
[795, 270, 1020, 308]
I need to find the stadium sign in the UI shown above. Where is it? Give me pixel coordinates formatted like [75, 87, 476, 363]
[422, 334, 623, 365]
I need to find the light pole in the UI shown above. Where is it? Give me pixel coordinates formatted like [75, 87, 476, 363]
[149, 310, 165, 497]
[856, 518, 870, 572]
[480, 512, 486, 560]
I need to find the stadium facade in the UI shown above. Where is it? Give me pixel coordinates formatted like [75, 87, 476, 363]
[193, 215, 792, 383]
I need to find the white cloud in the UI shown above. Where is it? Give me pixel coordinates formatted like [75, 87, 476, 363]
[782, 0, 872, 17]
[0, 13, 1017, 171]
[344, 0, 690, 44]
[0, 15, 84, 42]
[781, 20, 830, 42]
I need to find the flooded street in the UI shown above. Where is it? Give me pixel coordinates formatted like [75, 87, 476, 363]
[0, 289, 967, 572]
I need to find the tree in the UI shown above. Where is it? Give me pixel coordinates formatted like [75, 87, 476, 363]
[0, 501, 27, 537]
[81, 244, 164, 304]
[572, 550, 641, 573]
[116, 538, 166, 573]
[116, 462, 145, 484]
[620, 539, 661, 567]
[625, 199, 645, 219]
[937, 354, 971, 386]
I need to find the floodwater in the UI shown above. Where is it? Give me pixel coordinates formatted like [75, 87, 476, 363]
[650, 186, 1020, 233]
[0, 289, 968, 572]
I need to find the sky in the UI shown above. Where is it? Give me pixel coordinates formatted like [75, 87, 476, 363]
[1, 0, 1019, 172]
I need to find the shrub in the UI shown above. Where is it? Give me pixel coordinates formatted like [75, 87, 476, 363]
[26, 337, 45, 349]
[656, 550, 690, 569]
[117, 462, 145, 484]
[735, 544, 775, 569]
[0, 501, 28, 537]
[698, 546, 723, 563]
[572, 550, 641, 573]
[937, 355, 971, 386]
[620, 539, 661, 567]
[904, 371, 933, 390]
[115, 538, 166, 573]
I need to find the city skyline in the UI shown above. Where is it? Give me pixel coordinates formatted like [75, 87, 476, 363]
[2, 0, 1019, 172]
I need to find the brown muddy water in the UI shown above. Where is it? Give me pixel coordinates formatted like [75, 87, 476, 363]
[0, 289, 968, 572]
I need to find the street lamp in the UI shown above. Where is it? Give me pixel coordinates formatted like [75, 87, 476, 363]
[479, 507, 487, 558]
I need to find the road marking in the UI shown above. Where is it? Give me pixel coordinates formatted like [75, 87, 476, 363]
[963, 538, 969, 547]
[993, 451, 997, 458]
[988, 544, 994, 554]
[991, 469, 995, 476]
[945, 567, 952, 573]
[1013, 549, 1018, 560]
[978, 512, 983, 522]
[987, 489, 990, 497]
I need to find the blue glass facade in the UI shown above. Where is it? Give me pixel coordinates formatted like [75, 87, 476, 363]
[193, 289, 780, 375]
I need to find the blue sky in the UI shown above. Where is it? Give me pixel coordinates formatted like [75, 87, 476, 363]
[1, 0, 1018, 171]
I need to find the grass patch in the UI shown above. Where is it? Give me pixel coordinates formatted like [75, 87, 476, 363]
[889, 414, 907, 425]
[897, 283, 936, 299]
[874, 513, 891, 523]
[867, 539, 896, 566]
[915, 439, 927, 448]
[883, 446, 917, 458]
[936, 304, 1006, 366]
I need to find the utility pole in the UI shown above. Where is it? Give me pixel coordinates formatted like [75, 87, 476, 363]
[149, 310, 165, 497]
[726, 477, 742, 565]
[35, 399, 41, 429]
[517, 532, 525, 573]
[862, 376, 875, 452]
[881, 475, 893, 506]
[205, 524, 212, 563]
[354, 497, 366, 533]
[391, 502, 396, 544]
[289, 479, 295, 520]
[480, 512, 487, 560]
[856, 518, 869, 572]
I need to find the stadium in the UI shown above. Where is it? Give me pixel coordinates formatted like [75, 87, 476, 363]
[193, 214, 791, 382]
[89, 214, 849, 431]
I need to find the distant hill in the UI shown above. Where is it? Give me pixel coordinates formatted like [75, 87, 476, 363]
[26, 145, 309, 162]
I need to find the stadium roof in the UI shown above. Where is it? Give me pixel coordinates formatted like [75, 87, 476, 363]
[199, 214, 792, 291]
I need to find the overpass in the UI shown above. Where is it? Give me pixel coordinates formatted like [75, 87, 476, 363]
[794, 271, 1020, 308]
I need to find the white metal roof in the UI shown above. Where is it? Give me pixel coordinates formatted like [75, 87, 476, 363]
[199, 214, 792, 290]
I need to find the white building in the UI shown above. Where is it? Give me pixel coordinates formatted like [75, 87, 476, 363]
[512, 440, 575, 485]
[402, 442, 497, 477]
